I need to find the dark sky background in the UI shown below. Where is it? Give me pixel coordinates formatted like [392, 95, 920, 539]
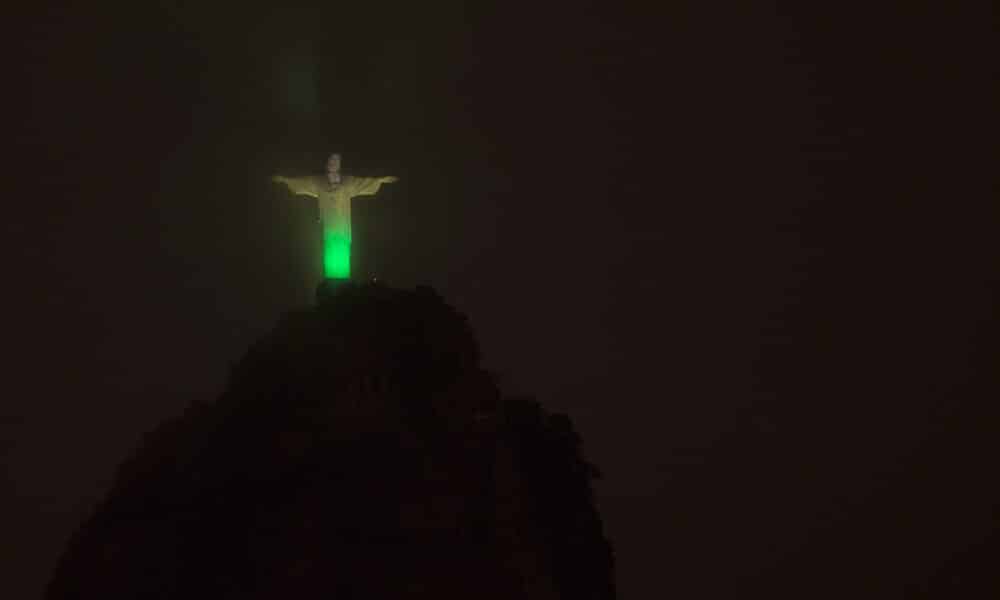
[5, 3, 995, 598]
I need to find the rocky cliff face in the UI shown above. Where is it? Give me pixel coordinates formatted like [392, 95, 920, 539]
[46, 282, 614, 599]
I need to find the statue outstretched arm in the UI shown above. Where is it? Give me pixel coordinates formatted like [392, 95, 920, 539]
[350, 175, 399, 197]
[271, 175, 324, 198]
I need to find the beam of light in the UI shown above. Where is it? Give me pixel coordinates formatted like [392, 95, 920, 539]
[275, 45, 321, 124]
[323, 229, 351, 278]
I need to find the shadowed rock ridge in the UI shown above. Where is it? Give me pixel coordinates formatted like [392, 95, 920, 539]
[46, 281, 615, 599]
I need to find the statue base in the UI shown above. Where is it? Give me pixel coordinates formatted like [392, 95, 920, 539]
[316, 278, 357, 304]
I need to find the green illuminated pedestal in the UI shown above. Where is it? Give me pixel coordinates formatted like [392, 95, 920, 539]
[322, 229, 352, 279]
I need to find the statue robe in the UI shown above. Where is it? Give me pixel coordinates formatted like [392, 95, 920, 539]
[272, 174, 391, 244]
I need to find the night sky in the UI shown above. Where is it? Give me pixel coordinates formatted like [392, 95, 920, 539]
[6, 3, 995, 598]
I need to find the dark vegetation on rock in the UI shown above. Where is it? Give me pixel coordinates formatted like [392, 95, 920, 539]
[46, 282, 615, 599]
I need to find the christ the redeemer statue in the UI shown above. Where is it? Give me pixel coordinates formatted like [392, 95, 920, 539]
[271, 153, 397, 279]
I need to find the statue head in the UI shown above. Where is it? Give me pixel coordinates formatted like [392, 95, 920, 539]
[327, 153, 341, 174]
[327, 153, 342, 185]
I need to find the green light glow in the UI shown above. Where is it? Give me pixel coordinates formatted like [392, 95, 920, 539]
[323, 229, 351, 278]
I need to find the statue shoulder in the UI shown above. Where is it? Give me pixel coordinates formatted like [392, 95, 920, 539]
[273, 174, 326, 198]
[341, 175, 374, 190]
